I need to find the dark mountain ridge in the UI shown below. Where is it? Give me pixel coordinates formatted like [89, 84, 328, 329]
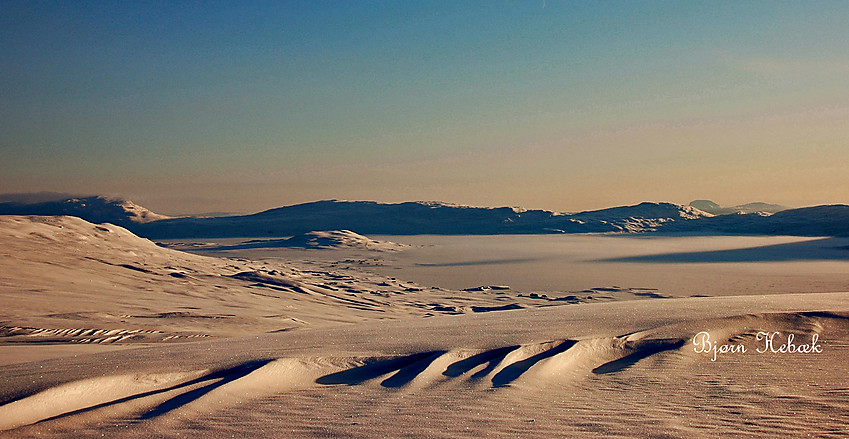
[2, 196, 847, 238]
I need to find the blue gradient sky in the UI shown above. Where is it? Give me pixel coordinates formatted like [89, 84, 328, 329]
[2, 1, 848, 215]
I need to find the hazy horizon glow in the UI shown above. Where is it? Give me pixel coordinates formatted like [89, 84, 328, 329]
[2, 1, 848, 215]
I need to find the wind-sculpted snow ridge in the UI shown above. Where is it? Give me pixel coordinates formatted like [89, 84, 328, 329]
[1, 306, 848, 436]
[0, 326, 188, 344]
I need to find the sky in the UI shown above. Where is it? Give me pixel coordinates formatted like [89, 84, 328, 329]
[2, 1, 848, 215]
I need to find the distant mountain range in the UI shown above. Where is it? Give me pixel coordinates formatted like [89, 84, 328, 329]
[130, 200, 716, 238]
[1, 196, 847, 238]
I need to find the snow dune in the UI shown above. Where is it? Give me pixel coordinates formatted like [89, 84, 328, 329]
[2, 298, 848, 436]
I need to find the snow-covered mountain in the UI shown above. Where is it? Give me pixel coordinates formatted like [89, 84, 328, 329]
[130, 200, 716, 238]
[1, 196, 846, 237]
[689, 200, 787, 215]
[673, 204, 849, 236]
[568, 202, 713, 233]
[0, 196, 170, 227]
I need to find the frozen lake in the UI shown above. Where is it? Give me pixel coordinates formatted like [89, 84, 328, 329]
[176, 234, 849, 298]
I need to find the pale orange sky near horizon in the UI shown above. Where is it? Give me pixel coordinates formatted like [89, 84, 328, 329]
[2, 2, 848, 216]
[102, 96, 849, 215]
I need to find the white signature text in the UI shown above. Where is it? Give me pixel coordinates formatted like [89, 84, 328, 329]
[692, 331, 822, 361]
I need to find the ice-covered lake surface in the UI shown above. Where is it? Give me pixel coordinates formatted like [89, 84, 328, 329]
[176, 234, 849, 298]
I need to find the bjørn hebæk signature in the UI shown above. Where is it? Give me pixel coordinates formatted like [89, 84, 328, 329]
[692, 331, 823, 361]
